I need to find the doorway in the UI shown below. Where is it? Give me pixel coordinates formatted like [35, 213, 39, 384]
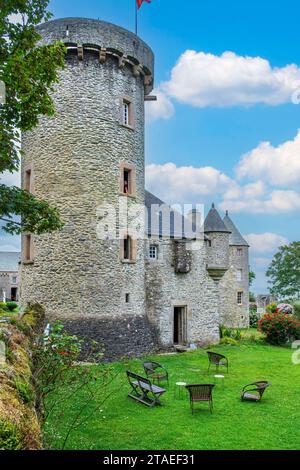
[173, 306, 187, 345]
[11, 287, 17, 301]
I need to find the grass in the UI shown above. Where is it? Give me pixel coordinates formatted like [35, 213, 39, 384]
[44, 340, 300, 450]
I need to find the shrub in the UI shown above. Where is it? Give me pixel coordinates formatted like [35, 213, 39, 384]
[249, 310, 260, 328]
[277, 303, 293, 314]
[0, 419, 21, 450]
[0, 302, 8, 312]
[219, 337, 239, 346]
[258, 313, 300, 345]
[293, 302, 300, 320]
[266, 302, 278, 313]
[6, 301, 18, 312]
[14, 378, 35, 405]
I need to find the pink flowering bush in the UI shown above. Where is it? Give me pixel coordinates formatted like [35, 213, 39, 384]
[258, 313, 300, 345]
[277, 303, 293, 314]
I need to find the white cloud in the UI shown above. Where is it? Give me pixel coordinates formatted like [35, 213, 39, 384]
[220, 189, 300, 214]
[244, 233, 289, 253]
[145, 88, 175, 122]
[8, 13, 26, 24]
[162, 50, 300, 108]
[237, 129, 300, 186]
[146, 162, 233, 203]
[0, 170, 20, 187]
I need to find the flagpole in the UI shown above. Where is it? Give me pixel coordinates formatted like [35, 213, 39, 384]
[135, 1, 138, 35]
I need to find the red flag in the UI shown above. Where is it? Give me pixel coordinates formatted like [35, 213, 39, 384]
[136, 0, 151, 9]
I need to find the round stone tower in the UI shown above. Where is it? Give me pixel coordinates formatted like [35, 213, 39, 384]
[20, 18, 156, 356]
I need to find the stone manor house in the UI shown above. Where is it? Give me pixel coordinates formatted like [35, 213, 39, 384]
[20, 18, 249, 357]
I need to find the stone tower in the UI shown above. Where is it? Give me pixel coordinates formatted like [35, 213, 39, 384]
[20, 18, 156, 356]
[219, 211, 250, 327]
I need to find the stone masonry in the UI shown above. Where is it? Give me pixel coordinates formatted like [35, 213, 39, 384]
[20, 18, 250, 358]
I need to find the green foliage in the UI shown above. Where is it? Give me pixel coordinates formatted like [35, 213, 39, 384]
[0, 302, 8, 311]
[266, 302, 278, 313]
[258, 313, 300, 345]
[293, 301, 300, 320]
[5, 301, 18, 311]
[219, 337, 239, 346]
[249, 310, 260, 328]
[0, 419, 21, 450]
[14, 377, 34, 405]
[266, 241, 300, 299]
[219, 326, 242, 341]
[22, 302, 45, 332]
[249, 270, 256, 287]
[0, 0, 65, 235]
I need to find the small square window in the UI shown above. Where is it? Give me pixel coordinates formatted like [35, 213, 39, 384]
[120, 163, 136, 196]
[237, 291, 243, 305]
[149, 245, 158, 260]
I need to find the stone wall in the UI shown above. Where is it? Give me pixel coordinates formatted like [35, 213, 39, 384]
[145, 238, 220, 347]
[219, 245, 250, 328]
[61, 315, 159, 361]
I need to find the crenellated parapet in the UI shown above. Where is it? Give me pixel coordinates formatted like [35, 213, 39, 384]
[36, 17, 154, 95]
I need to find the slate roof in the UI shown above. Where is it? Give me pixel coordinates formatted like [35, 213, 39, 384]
[145, 190, 207, 240]
[204, 204, 231, 233]
[0, 252, 21, 272]
[223, 212, 249, 246]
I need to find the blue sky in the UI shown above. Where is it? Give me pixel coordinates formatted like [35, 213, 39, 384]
[1, 0, 300, 293]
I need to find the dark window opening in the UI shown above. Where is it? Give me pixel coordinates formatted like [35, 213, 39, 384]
[123, 236, 131, 260]
[125, 293, 130, 303]
[123, 169, 130, 194]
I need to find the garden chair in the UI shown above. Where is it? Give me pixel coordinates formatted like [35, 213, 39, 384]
[143, 361, 169, 385]
[185, 384, 215, 414]
[207, 351, 228, 373]
[241, 381, 271, 402]
[126, 371, 166, 407]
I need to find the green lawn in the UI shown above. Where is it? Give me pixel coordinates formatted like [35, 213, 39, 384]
[44, 341, 300, 450]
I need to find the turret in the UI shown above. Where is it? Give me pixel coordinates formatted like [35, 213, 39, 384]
[204, 203, 231, 282]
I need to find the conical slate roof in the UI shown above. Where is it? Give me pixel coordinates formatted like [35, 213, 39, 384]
[204, 204, 231, 233]
[223, 211, 249, 246]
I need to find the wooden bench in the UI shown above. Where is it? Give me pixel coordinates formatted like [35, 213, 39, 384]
[126, 371, 166, 407]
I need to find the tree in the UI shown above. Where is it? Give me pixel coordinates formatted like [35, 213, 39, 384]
[266, 242, 300, 299]
[249, 270, 256, 287]
[0, 0, 66, 234]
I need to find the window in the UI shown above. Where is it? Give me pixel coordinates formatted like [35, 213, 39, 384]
[25, 168, 32, 193]
[123, 236, 131, 260]
[120, 234, 136, 263]
[12, 276, 17, 284]
[123, 169, 130, 194]
[125, 293, 130, 303]
[123, 101, 130, 126]
[23, 234, 33, 262]
[237, 248, 243, 256]
[120, 163, 136, 196]
[237, 269, 242, 281]
[237, 291, 243, 305]
[121, 97, 134, 128]
[149, 245, 158, 260]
